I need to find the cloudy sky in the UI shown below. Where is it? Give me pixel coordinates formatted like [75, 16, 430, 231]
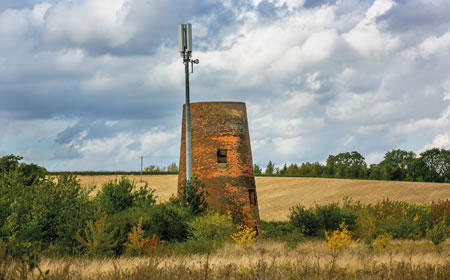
[1, 0, 449, 171]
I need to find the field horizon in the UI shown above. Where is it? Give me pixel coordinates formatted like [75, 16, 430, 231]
[77, 175, 450, 221]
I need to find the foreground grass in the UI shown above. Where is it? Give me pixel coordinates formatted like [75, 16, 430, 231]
[3, 240, 448, 279]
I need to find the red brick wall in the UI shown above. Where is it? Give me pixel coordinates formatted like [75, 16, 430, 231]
[178, 102, 261, 233]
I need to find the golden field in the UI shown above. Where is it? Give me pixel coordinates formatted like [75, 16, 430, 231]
[77, 175, 450, 221]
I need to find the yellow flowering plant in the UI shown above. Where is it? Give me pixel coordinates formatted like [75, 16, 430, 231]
[323, 222, 358, 270]
[231, 225, 257, 249]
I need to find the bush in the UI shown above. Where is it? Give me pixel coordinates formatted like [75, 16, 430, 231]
[260, 220, 291, 240]
[315, 203, 357, 232]
[289, 203, 357, 236]
[281, 228, 304, 250]
[2, 173, 93, 255]
[260, 220, 304, 249]
[76, 212, 118, 258]
[179, 175, 209, 215]
[106, 206, 155, 255]
[426, 219, 447, 246]
[289, 205, 320, 235]
[96, 177, 156, 215]
[232, 225, 258, 249]
[186, 210, 234, 253]
[148, 201, 193, 242]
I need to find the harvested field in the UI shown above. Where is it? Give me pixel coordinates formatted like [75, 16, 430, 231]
[77, 175, 450, 221]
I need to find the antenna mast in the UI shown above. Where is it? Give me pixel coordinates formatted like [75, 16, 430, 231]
[178, 23, 199, 183]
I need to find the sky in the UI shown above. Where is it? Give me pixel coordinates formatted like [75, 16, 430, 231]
[1, 0, 449, 171]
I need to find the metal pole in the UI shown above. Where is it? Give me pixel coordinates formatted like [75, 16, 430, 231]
[140, 156, 143, 182]
[184, 53, 192, 182]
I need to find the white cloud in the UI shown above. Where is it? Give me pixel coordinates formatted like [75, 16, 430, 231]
[1, 0, 450, 171]
[343, 0, 399, 56]
[43, 0, 135, 47]
[417, 133, 450, 154]
[418, 30, 450, 57]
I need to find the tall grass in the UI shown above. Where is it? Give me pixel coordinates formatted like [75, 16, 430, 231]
[2, 239, 447, 279]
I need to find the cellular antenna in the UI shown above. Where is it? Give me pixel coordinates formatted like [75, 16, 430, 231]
[179, 23, 199, 183]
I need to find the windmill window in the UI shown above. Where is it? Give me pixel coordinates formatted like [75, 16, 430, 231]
[248, 189, 256, 205]
[217, 149, 227, 163]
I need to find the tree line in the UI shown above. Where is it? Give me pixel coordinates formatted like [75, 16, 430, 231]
[254, 148, 450, 183]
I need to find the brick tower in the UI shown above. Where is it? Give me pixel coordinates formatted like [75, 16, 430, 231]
[178, 102, 261, 233]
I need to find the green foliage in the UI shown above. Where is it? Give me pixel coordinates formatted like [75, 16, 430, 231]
[289, 205, 320, 235]
[265, 161, 275, 175]
[95, 177, 156, 215]
[76, 212, 118, 257]
[260, 220, 304, 249]
[260, 220, 291, 240]
[179, 175, 209, 215]
[431, 199, 449, 228]
[258, 147, 449, 182]
[123, 217, 159, 256]
[426, 219, 447, 246]
[282, 228, 304, 250]
[1, 172, 93, 255]
[147, 201, 193, 242]
[288, 203, 356, 236]
[326, 151, 367, 178]
[315, 203, 357, 232]
[186, 210, 234, 253]
[253, 164, 262, 175]
[346, 198, 435, 241]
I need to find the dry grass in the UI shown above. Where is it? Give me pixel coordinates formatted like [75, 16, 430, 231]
[33, 239, 449, 279]
[77, 175, 450, 220]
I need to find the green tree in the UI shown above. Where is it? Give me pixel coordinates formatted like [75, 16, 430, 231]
[253, 164, 262, 175]
[167, 162, 179, 172]
[265, 161, 275, 175]
[179, 175, 209, 215]
[420, 148, 449, 182]
[380, 149, 416, 181]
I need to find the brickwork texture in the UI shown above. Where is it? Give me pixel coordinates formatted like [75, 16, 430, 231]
[178, 102, 261, 233]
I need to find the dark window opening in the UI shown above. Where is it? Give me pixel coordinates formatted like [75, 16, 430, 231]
[248, 189, 256, 205]
[217, 149, 227, 163]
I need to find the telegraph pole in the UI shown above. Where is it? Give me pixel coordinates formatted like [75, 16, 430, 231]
[140, 156, 143, 182]
[178, 24, 199, 183]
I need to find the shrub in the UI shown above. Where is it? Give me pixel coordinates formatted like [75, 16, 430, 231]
[106, 206, 154, 255]
[384, 217, 422, 239]
[259, 220, 304, 249]
[373, 233, 393, 250]
[323, 222, 358, 270]
[232, 225, 258, 249]
[259, 220, 291, 240]
[431, 199, 449, 227]
[289, 205, 320, 235]
[289, 202, 357, 236]
[186, 210, 234, 253]
[281, 228, 304, 250]
[76, 212, 118, 257]
[124, 217, 159, 256]
[315, 203, 357, 233]
[426, 219, 447, 247]
[148, 202, 193, 242]
[354, 207, 378, 245]
[96, 177, 156, 215]
[2, 172, 93, 255]
[178, 175, 208, 215]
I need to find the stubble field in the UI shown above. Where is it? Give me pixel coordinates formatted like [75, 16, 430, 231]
[77, 175, 450, 221]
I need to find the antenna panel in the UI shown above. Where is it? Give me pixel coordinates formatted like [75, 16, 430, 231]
[186, 24, 192, 52]
[178, 24, 185, 53]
